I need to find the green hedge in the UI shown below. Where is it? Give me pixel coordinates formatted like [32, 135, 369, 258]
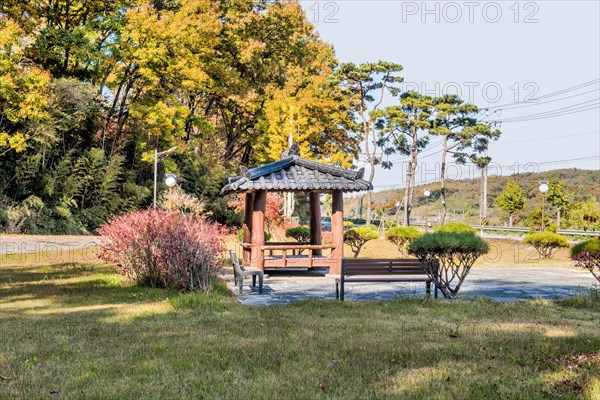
[385, 226, 423, 252]
[524, 232, 569, 259]
[435, 222, 477, 235]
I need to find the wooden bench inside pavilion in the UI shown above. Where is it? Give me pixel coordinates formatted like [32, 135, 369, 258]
[220, 145, 372, 275]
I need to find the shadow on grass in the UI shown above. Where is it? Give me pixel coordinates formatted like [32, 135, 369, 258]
[1, 263, 600, 399]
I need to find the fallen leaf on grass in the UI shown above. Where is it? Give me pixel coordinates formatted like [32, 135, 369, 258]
[0, 375, 14, 380]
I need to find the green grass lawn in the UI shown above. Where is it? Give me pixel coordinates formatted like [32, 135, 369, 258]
[1, 255, 599, 399]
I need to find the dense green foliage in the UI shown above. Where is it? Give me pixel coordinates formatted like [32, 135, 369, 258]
[546, 178, 573, 228]
[344, 227, 379, 258]
[494, 179, 526, 226]
[524, 232, 570, 259]
[285, 226, 311, 243]
[0, 0, 359, 233]
[385, 226, 423, 253]
[408, 232, 489, 299]
[434, 222, 477, 235]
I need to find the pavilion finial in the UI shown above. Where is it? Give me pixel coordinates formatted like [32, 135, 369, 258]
[280, 142, 300, 159]
[356, 167, 365, 179]
[288, 143, 300, 156]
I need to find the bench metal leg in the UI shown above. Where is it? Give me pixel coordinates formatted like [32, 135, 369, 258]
[340, 280, 345, 302]
[238, 276, 244, 295]
[434, 286, 438, 299]
[335, 282, 339, 300]
[426, 281, 431, 298]
[258, 274, 263, 294]
[252, 274, 256, 287]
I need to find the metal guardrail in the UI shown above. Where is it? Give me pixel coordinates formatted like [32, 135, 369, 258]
[472, 225, 600, 237]
[350, 220, 600, 237]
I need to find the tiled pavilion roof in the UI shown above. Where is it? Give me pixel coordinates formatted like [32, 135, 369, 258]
[220, 148, 372, 194]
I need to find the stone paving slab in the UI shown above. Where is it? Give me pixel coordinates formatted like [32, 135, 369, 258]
[223, 267, 597, 306]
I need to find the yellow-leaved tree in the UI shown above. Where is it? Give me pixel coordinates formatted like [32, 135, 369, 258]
[0, 18, 51, 154]
[121, 0, 222, 166]
[254, 38, 358, 167]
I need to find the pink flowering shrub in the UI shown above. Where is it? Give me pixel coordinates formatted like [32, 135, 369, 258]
[98, 209, 225, 290]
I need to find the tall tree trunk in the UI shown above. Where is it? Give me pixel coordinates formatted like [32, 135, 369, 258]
[440, 137, 448, 225]
[557, 209, 561, 228]
[509, 213, 513, 227]
[366, 164, 375, 227]
[404, 127, 419, 226]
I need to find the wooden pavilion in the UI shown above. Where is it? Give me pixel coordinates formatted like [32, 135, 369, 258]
[220, 145, 372, 275]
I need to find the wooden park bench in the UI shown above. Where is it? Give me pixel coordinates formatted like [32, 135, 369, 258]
[230, 251, 264, 294]
[335, 258, 438, 301]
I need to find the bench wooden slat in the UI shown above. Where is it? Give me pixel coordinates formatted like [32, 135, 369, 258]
[344, 270, 428, 275]
[343, 277, 431, 283]
[344, 259, 423, 263]
[337, 257, 438, 301]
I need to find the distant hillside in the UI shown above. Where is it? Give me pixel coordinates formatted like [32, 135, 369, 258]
[345, 168, 600, 226]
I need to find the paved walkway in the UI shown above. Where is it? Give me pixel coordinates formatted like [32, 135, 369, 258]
[224, 267, 597, 306]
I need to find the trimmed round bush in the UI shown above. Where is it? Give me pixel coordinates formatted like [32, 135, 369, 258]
[408, 232, 489, 299]
[286, 226, 311, 242]
[571, 238, 600, 282]
[385, 226, 423, 253]
[99, 209, 225, 290]
[344, 227, 379, 258]
[435, 222, 477, 235]
[524, 232, 569, 259]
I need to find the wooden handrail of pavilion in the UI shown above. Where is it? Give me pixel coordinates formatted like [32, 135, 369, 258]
[260, 243, 337, 251]
[239, 242, 336, 251]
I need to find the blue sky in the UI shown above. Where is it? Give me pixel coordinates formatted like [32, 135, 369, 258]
[300, 0, 600, 190]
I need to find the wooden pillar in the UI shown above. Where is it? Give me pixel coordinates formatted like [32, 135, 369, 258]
[243, 192, 254, 265]
[330, 189, 344, 275]
[309, 192, 322, 256]
[250, 190, 267, 271]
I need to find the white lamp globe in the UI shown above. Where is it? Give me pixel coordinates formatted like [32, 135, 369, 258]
[424, 189, 431, 197]
[538, 182, 549, 194]
[165, 174, 177, 188]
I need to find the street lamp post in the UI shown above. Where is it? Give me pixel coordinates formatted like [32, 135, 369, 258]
[539, 180, 549, 231]
[153, 146, 177, 208]
[424, 189, 431, 232]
